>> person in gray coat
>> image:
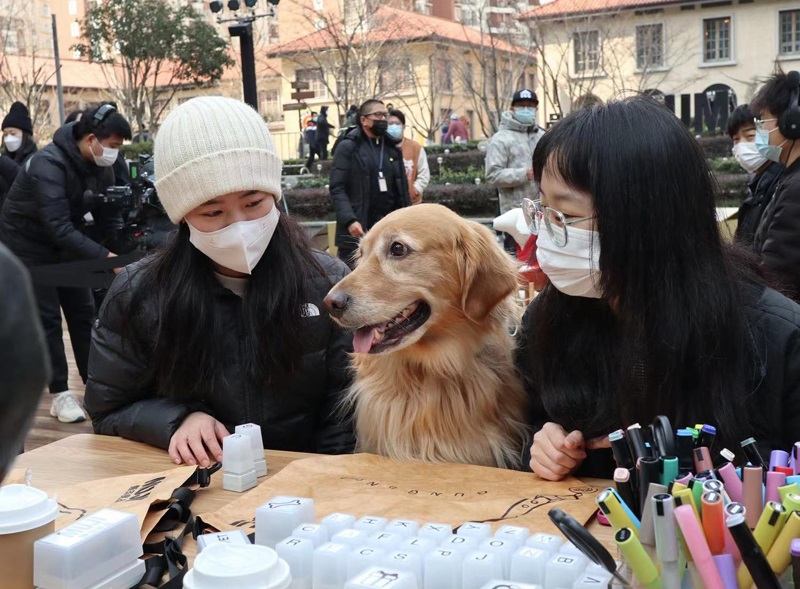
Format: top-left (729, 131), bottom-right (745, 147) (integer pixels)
top-left (485, 89), bottom-right (546, 215)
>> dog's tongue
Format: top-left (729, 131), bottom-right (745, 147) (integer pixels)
top-left (353, 327), bottom-right (377, 354)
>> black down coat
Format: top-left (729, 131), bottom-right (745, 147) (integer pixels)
top-left (0, 123), bottom-right (120, 265)
top-left (83, 252), bottom-right (356, 455)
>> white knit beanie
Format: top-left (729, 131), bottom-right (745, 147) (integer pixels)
top-left (154, 96), bottom-right (282, 223)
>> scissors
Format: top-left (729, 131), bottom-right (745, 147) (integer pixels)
top-left (549, 508), bottom-right (631, 587)
top-left (648, 415), bottom-right (675, 458)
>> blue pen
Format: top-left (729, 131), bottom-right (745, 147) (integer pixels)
top-left (607, 487), bottom-right (642, 530)
top-left (787, 475), bottom-right (800, 486)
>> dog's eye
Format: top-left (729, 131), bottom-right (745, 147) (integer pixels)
top-left (389, 242), bottom-right (408, 257)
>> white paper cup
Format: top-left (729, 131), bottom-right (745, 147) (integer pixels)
top-left (183, 544), bottom-right (291, 589)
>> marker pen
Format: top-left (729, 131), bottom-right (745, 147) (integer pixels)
top-left (774, 466), bottom-right (794, 477)
top-left (627, 423), bottom-right (648, 464)
top-left (712, 554), bottom-right (736, 589)
top-left (778, 482), bottom-right (800, 504)
top-left (638, 457), bottom-right (660, 515)
top-left (652, 494), bottom-right (681, 589)
top-left (689, 477), bottom-right (709, 511)
top-left (610, 429), bottom-right (634, 470)
top-left (719, 448), bottom-right (736, 464)
top-left (699, 424), bottom-right (717, 449)
top-left (687, 427), bottom-right (699, 443)
top-left (659, 456), bottom-right (679, 487)
top-left (784, 492), bottom-right (800, 512)
top-left (638, 482), bottom-right (666, 547)
top-left (787, 475), bottom-right (800, 486)
top-left (668, 481), bottom-right (688, 495)
top-left (740, 437), bottom-right (766, 470)
top-left (673, 504), bottom-right (725, 589)
top-left (791, 538), bottom-right (800, 589)
top-left (596, 488), bottom-right (640, 534)
top-left (793, 442), bottom-right (800, 475)
top-left (738, 502), bottom-right (790, 588)
top-left (672, 488), bottom-right (700, 521)
top-left (726, 512), bottom-right (781, 589)
top-left (768, 449), bottom-right (789, 472)
top-left (723, 502), bottom-right (745, 564)
top-left (742, 466), bottom-right (764, 529)
top-left (701, 492), bottom-right (725, 555)
top-left (717, 462), bottom-right (743, 504)
top-left (694, 446), bottom-right (714, 473)
top-left (676, 429), bottom-right (695, 475)
top-left (765, 471), bottom-right (786, 505)
top-left (614, 468), bottom-right (638, 519)
top-left (765, 509), bottom-right (800, 577)
top-left (703, 480), bottom-right (729, 504)
top-left (614, 527), bottom-right (661, 589)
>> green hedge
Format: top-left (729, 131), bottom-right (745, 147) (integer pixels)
top-left (120, 141), bottom-right (154, 159)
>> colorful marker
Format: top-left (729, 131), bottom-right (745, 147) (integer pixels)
top-left (673, 488), bottom-right (700, 521)
top-left (596, 488), bottom-right (640, 534)
top-left (712, 553), bottom-right (736, 589)
top-left (699, 425), bottom-right (717, 450)
top-left (765, 509), bottom-right (800, 577)
top-left (769, 450), bottom-right (790, 472)
top-left (652, 494), bottom-right (681, 589)
top-left (741, 437), bottom-right (766, 470)
top-left (742, 466), bottom-right (763, 529)
top-left (726, 512), bottom-right (781, 589)
top-left (614, 468), bottom-right (638, 518)
top-left (674, 504), bottom-right (724, 589)
top-left (614, 527), bottom-right (661, 589)
top-left (778, 482), bottom-right (800, 505)
top-left (676, 429), bottom-right (695, 475)
top-left (639, 482), bottom-right (667, 547)
top-left (717, 462), bottom-right (743, 504)
top-left (765, 471), bottom-right (786, 505)
top-left (791, 538), bottom-right (800, 589)
top-left (739, 502), bottom-right (789, 588)
top-left (694, 446), bottom-right (714, 473)
top-left (659, 456), bottom-right (679, 487)
top-left (701, 491), bottom-right (726, 555)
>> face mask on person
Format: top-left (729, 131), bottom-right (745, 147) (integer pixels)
top-left (387, 124), bottom-right (403, 140)
top-left (755, 128), bottom-right (785, 163)
top-left (513, 107), bottom-right (537, 125)
top-left (535, 226), bottom-right (602, 298)
top-left (370, 120), bottom-right (388, 137)
top-left (3, 135), bottom-right (21, 153)
top-left (91, 137), bottom-right (119, 167)
top-left (187, 205), bottom-right (280, 275)
top-left (732, 142), bottom-right (769, 174)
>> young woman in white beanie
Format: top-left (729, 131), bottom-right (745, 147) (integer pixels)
top-left (83, 96), bottom-right (355, 466)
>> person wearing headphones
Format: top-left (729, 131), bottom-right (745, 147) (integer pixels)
top-left (750, 71), bottom-right (800, 300)
top-left (0, 103), bottom-right (132, 423)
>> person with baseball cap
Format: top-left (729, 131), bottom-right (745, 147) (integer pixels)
top-left (84, 96), bottom-right (355, 466)
top-left (485, 89), bottom-right (545, 217)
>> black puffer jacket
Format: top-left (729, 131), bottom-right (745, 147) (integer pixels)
top-left (0, 123), bottom-right (120, 265)
top-left (84, 251), bottom-right (356, 455)
top-left (736, 161), bottom-right (782, 246)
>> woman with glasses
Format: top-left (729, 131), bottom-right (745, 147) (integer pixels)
top-left (516, 97), bottom-right (800, 481)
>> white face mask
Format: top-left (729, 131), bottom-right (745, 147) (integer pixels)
top-left (187, 205), bottom-right (280, 275)
top-left (732, 142), bottom-right (768, 174)
top-left (536, 225), bottom-right (602, 298)
top-left (91, 137), bottom-right (118, 167)
top-left (3, 135), bottom-right (21, 153)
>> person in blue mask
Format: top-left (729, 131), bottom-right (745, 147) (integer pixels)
top-left (387, 109), bottom-right (429, 204)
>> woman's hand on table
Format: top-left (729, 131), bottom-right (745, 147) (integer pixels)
top-left (168, 412), bottom-right (228, 467)
top-left (529, 422), bottom-right (589, 481)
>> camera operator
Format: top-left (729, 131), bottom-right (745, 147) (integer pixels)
top-left (0, 102), bottom-right (132, 424)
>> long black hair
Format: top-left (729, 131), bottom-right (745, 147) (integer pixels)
top-left (113, 213), bottom-right (328, 401)
top-left (527, 97), bottom-right (757, 446)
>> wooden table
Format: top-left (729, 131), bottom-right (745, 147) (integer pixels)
top-left (12, 434), bottom-right (616, 562)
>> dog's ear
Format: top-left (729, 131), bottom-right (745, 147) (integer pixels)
top-left (458, 223), bottom-right (518, 321)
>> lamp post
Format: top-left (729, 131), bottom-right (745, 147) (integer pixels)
top-left (209, 0), bottom-right (280, 112)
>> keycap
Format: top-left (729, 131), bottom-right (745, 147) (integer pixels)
top-left (585, 561), bottom-right (621, 577)
top-left (354, 516), bottom-right (388, 534)
top-left (344, 566), bottom-right (418, 589)
top-left (366, 531), bottom-right (404, 550)
top-left (312, 542), bottom-right (351, 589)
top-left (423, 547), bottom-right (464, 589)
top-left (509, 546), bottom-right (550, 584)
top-left (347, 546), bottom-right (385, 579)
top-left (255, 496), bottom-right (316, 548)
top-left (293, 523), bottom-right (329, 547)
top-left (275, 536), bottom-right (314, 589)
top-left (321, 513), bottom-right (357, 538)
top-left (418, 522), bottom-right (453, 542)
top-left (440, 534), bottom-right (479, 555)
top-left (462, 551), bottom-right (504, 589)
top-left (478, 582), bottom-right (542, 589)
top-left (399, 536), bottom-right (436, 556)
top-left (558, 542), bottom-right (586, 560)
top-left (385, 519), bottom-right (420, 538)
top-left (479, 538), bottom-right (516, 576)
top-left (526, 532), bottom-right (564, 554)
top-left (573, 571), bottom-right (613, 588)
top-left (493, 525), bottom-right (531, 549)
top-left (545, 553), bottom-right (585, 588)
top-left (380, 550), bottom-right (423, 585)
top-left (457, 522), bottom-right (493, 541)
top-left (331, 528), bottom-right (369, 548)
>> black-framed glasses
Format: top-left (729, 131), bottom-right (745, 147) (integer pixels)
top-left (522, 197), bottom-right (595, 247)
top-left (364, 112), bottom-right (389, 120)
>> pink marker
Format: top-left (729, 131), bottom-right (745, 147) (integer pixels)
top-left (674, 504), bottom-right (725, 589)
top-left (717, 462), bottom-right (743, 503)
top-left (766, 471), bottom-right (787, 505)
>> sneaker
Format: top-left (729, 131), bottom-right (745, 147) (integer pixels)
top-left (50, 391), bottom-right (87, 423)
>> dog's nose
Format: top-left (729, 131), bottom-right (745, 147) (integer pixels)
top-left (324, 291), bottom-right (350, 317)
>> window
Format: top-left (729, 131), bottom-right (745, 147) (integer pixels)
top-left (572, 30), bottom-right (600, 74)
top-left (70, 21), bottom-right (80, 38)
top-left (296, 68), bottom-right (328, 98)
top-left (780, 10), bottom-right (800, 56)
top-left (260, 89), bottom-right (282, 122)
top-left (636, 24), bottom-right (664, 69)
top-left (703, 17), bottom-right (731, 62)
top-left (379, 59), bottom-right (413, 94)
top-left (68, 1), bottom-right (78, 15)
top-left (268, 23), bottom-right (279, 44)
top-left (436, 58), bottom-right (453, 92)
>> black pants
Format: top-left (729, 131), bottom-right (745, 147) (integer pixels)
top-left (32, 284), bottom-right (94, 393)
top-left (306, 147), bottom-right (318, 170)
top-left (319, 143), bottom-right (329, 161)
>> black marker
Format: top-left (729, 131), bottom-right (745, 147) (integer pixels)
top-left (627, 423), bottom-right (648, 464)
top-left (698, 424), bottom-right (717, 449)
top-left (726, 512), bottom-right (781, 589)
top-left (792, 539), bottom-right (800, 589)
top-left (609, 429), bottom-right (634, 470)
top-left (638, 457), bottom-right (660, 517)
top-left (741, 437), bottom-right (766, 469)
top-left (676, 429), bottom-right (695, 475)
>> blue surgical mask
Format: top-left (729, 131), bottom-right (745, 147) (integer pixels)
top-left (387, 124), bottom-right (403, 140)
top-left (755, 128), bottom-right (784, 163)
top-left (513, 107), bottom-right (536, 125)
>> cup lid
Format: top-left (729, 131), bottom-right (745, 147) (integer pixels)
top-left (183, 544), bottom-right (291, 589)
top-left (0, 484), bottom-right (58, 534)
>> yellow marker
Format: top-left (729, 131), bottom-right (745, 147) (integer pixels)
top-left (596, 488), bottom-right (639, 535)
top-left (673, 488), bottom-right (701, 521)
top-left (738, 502), bottom-right (789, 589)
top-left (670, 481), bottom-right (689, 495)
top-left (778, 483), bottom-right (800, 505)
top-left (615, 527), bottom-right (662, 589)
top-left (783, 493), bottom-right (800, 513)
top-left (766, 510), bottom-right (800, 576)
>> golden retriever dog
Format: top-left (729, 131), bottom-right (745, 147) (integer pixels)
top-left (324, 204), bottom-right (528, 468)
